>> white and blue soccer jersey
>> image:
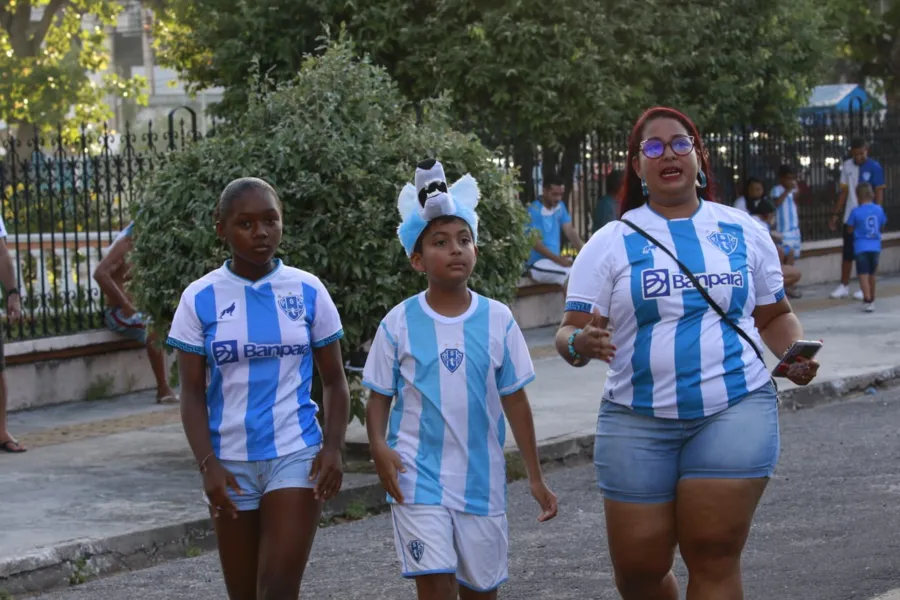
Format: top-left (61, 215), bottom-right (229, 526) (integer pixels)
top-left (770, 184), bottom-right (801, 237)
top-left (167, 260), bottom-right (344, 462)
top-left (566, 201), bottom-right (784, 420)
top-left (362, 292), bottom-right (535, 517)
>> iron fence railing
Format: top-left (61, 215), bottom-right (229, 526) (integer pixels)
top-left (0, 108), bottom-right (213, 341)
top-left (2, 109), bottom-right (897, 340)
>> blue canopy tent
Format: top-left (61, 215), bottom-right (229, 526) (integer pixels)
top-left (800, 84), bottom-right (882, 118)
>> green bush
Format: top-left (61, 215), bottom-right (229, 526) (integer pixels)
top-left (129, 40), bottom-right (530, 424)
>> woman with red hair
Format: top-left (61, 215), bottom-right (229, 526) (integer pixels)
top-left (554, 107), bottom-right (820, 599)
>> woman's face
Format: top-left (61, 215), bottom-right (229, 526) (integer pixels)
top-left (632, 117), bottom-right (702, 205)
top-left (216, 188), bottom-right (283, 268)
top-left (748, 181), bottom-right (764, 200)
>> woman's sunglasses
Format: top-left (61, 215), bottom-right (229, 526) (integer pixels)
top-left (639, 135), bottom-right (695, 159)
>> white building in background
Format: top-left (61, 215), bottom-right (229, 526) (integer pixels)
top-left (106, 1), bottom-right (223, 135)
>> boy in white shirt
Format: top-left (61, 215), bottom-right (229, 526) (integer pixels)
top-left (364, 159), bottom-right (557, 599)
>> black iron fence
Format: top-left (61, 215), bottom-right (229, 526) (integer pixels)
top-left (2, 109), bottom-right (897, 341)
top-left (0, 110), bottom-right (214, 341)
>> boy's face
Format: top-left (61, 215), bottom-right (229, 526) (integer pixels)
top-left (780, 174), bottom-right (797, 188)
top-left (411, 218), bottom-right (477, 286)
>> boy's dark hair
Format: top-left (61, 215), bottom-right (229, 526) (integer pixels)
top-left (850, 137), bottom-right (867, 150)
top-left (606, 170), bottom-right (624, 195)
top-left (543, 174), bottom-right (565, 188)
top-left (751, 197), bottom-right (776, 216)
top-left (856, 182), bottom-right (874, 198)
top-left (411, 215), bottom-right (474, 255)
top-left (216, 177), bottom-right (282, 221)
top-left (777, 165), bottom-right (796, 178)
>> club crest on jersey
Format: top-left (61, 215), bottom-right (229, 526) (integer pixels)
top-left (278, 293), bottom-right (305, 322)
top-left (440, 348), bottom-right (465, 373)
top-left (408, 540), bottom-right (426, 563)
top-left (862, 171), bottom-right (872, 182)
top-left (706, 231), bottom-right (739, 256)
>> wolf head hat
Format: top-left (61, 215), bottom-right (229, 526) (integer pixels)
top-left (397, 158), bottom-right (480, 256)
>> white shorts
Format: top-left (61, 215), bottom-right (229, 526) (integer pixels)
top-left (529, 258), bottom-right (570, 285)
top-left (391, 504), bottom-right (509, 592)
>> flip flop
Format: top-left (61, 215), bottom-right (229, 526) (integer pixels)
top-left (157, 395), bottom-right (179, 405)
top-left (0, 439), bottom-right (27, 453)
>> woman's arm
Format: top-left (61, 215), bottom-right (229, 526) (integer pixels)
top-left (178, 350), bottom-right (241, 519)
top-left (555, 310), bottom-right (614, 367)
top-left (310, 340), bottom-right (351, 500)
top-left (753, 298), bottom-right (803, 359)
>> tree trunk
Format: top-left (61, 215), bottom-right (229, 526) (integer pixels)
top-left (513, 140), bottom-right (536, 205)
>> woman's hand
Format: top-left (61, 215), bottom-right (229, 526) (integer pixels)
top-left (785, 356), bottom-right (819, 386)
top-left (203, 459), bottom-right (242, 520)
top-left (572, 309), bottom-right (616, 363)
top-left (311, 446), bottom-right (344, 501)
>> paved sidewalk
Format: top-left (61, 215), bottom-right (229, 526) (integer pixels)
top-left (2, 276), bottom-right (900, 596)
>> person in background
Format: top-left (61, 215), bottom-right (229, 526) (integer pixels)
top-left (830, 137), bottom-right (886, 300)
top-left (94, 222), bottom-right (179, 404)
top-left (592, 170), bottom-right (623, 235)
top-left (846, 182), bottom-right (888, 312)
top-left (525, 175), bottom-right (586, 287)
top-left (750, 197), bottom-right (802, 290)
top-left (0, 212), bottom-right (24, 453)
top-left (733, 176), bottom-right (766, 214)
top-left (769, 165), bottom-right (803, 298)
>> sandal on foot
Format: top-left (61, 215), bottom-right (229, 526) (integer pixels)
top-left (0, 439), bottom-right (27, 453)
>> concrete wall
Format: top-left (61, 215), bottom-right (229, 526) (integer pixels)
top-left (6, 331), bottom-right (173, 412)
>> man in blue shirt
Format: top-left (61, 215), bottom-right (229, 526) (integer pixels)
top-left (526, 175), bottom-right (585, 287)
top-left (846, 182), bottom-right (888, 312)
top-left (830, 137), bottom-right (886, 300)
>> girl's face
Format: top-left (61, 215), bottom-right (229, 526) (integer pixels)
top-left (632, 117), bottom-right (703, 206)
top-left (216, 188), bottom-right (283, 268)
top-left (747, 181), bottom-right (764, 200)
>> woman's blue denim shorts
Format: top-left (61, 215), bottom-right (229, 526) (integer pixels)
top-left (594, 382), bottom-right (780, 504)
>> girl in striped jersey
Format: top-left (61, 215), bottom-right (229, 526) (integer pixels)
top-left (555, 108), bottom-right (820, 599)
top-left (168, 178), bottom-right (351, 599)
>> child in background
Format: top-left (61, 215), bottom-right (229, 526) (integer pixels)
top-left (364, 159), bottom-right (557, 600)
top-left (769, 165), bottom-right (803, 298)
top-left (750, 198), bottom-right (802, 291)
top-left (846, 182), bottom-right (887, 312)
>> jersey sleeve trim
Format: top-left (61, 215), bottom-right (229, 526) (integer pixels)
top-left (167, 336), bottom-right (205, 356)
top-left (565, 300), bottom-right (594, 314)
top-left (361, 379), bottom-right (395, 397)
top-left (499, 372), bottom-right (536, 396)
top-left (312, 329), bottom-right (344, 349)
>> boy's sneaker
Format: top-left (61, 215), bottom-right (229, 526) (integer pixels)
top-left (864, 302), bottom-right (875, 313)
top-left (830, 284), bottom-right (850, 299)
top-left (853, 289), bottom-right (865, 301)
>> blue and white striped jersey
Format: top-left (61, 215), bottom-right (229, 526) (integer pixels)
top-left (770, 184), bottom-right (801, 235)
top-left (362, 292), bottom-right (535, 517)
top-left (566, 201), bottom-right (784, 420)
top-left (167, 260), bottom-right (344, 461)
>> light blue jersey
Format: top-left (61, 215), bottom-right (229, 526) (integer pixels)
top-left (167, 260), bottom-right (344, 461)
top-left (566, 202), bottom-right (784, 420)
top-left (362, 292), bottom-right (535, 517)
top-left (770, 184), bottom-right (801, 235)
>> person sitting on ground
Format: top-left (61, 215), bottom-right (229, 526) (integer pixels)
top-left (93, 222), bottom-right (178, 404)
top-left (525, 174), bottom-right (585, 288)
top-left (733, 176), bottom-right (766, 214)
top-left (751, 197), bottom-right (802, 291)
top-left (846, 182), bottom-right (888, 312)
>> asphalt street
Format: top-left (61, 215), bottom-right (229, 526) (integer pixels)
top-left (31, 388), bottom-right (900, 600)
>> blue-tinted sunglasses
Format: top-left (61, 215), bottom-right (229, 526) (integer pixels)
top-left (639, 135), bottom-right (695, 159)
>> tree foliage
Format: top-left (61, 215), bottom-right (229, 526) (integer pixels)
top-left (830, 0), bottom-right (900, 109)
top-left (0, 0), bottom-right (147, 139)
top-left (128, 40), bottom-right (529, 423)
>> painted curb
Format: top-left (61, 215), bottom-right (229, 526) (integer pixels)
top-left (3, 367), bottom-right (898, 598)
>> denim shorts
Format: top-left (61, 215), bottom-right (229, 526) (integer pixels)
top-left (856, 251), bottom-right (880, 275)
top-left (594, 382), bottom-right (780, 504)
top-left (205, 444), bottom-right (321, 511)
